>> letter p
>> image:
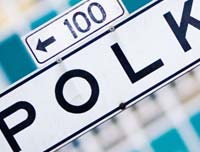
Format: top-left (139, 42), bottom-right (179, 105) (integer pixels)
top-left (0, 101), bottom-right (36, 152)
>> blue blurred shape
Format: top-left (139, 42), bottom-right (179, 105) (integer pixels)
top-left (151, 128), bottom-right (189, 152)
top-left (72, 139), bottom-right (80, 148)
top-left (0, 34), bottom-right (37, 84)
top-left (190, 112), bottom-right (200, 138)
top-left (121, 0), bottom-right (152, 13)
top-left (69, 0), bottom-right (82, 6)
top-left (31, 10), bottom-right (58, 29)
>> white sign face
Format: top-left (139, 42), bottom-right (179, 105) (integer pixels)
top-left (24, 0), bottom-right (125, 64)
top-left (1, 0), bottom-right (200, 151)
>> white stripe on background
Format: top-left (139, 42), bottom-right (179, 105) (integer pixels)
top-left (0, 65), bottom-right (9, 93)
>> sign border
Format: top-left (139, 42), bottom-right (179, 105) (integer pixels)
top-left (25, 0), bottom-right (125, 64)
top-left (3, 0), bottom-right (200, 151)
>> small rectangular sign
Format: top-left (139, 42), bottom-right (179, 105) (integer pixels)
top-left (1, 0), bottom-right (200, 151)
top-left (24, 0), bottom-right (125, 64)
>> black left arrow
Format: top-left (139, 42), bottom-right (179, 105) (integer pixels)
top-left (36, 36), bottom-right (56, 52)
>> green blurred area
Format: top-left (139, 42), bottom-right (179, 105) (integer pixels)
top-left (122, 0), bottom-right (152, 13)
top-left (0, 35), bottom-right (37, 83)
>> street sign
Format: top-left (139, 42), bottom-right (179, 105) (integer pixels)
top-left (24, 0), bottom-right (125, 64)
top-left (1, 0), bottom-right (200, 151)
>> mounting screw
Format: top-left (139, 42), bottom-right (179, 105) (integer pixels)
top-left (56, 58), bottom-right (63, 64)
top-left (119, 102), bottom-right (126, 110)
top-left (109, 26), bottom-right (115, 32)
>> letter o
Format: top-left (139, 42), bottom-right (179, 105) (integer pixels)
top-left (55, 69), bottom-right (99, 114)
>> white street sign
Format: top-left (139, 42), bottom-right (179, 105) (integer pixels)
top-left (24, 0), bottom-right (125, 64)
top-left (1, 0), bottom-right (200, 151)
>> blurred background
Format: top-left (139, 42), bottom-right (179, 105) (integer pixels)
top-left (0, 0), bottom-right (200, 152)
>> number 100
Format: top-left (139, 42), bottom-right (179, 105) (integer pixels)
top-left (64, 2), bottom-right (107, 39)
